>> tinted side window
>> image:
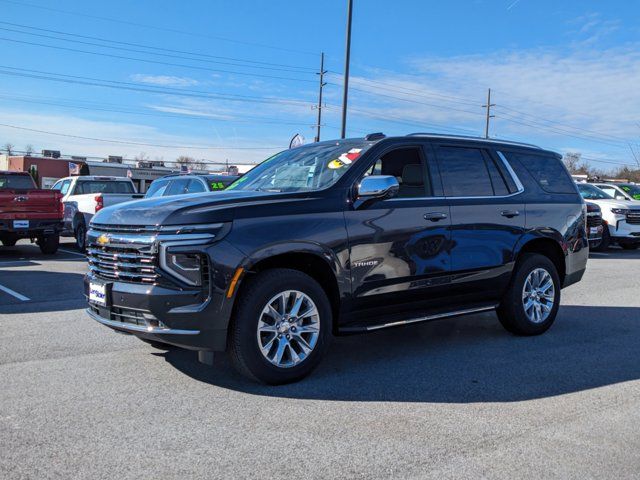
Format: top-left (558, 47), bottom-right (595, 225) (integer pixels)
top-left (165, 178), bottom-right (190, 196)
top-left (365, 147), bottom-right (430, 198)
top-left (484, 157), bottom-right (510, 196)
top-left (506, 152), bottom-right (575, 194)
top-left (186, 179), bottom-right (206, 194)
top-left (437, 147), bottom-right (493, 197)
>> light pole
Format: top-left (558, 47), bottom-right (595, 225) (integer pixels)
top-left (340, 0), bottom-right (353, 139)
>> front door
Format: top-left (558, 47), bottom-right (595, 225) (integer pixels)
top-left (433, 143), bottom-right (526, 302)
top-left (344, 144), bottom-right (452, 318)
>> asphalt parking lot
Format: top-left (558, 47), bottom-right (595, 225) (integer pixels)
top-left (1, 240), bottom-right (640, 479)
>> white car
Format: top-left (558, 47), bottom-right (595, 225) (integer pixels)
top-left (592, 182), bottom-right (640, 202)
top-left (51, 176), bottom-right (143, 251)
top-left (577, 183), bottom-right (640, 250)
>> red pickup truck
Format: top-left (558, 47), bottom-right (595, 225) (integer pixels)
top-left (0, 171), bottom-right (64, 253)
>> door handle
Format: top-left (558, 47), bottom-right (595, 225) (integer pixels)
top-left (424, 212), bottom-right (448, 222)
top-left (501, 210), bottom-right (520, 218)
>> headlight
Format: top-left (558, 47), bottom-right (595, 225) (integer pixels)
top-left (611, 208), bottom-right (629, 215)
top-left (162, 252), bottom-right (204, 286)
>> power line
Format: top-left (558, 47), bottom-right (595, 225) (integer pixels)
top-left (0, 92), bottom-right (319, 128)
top-left (0, 65), bottom-right (312, 107)
top-left (0, 122), bottom-right (283, 151)
top-left (0, 37), bottom-right (317, 84)
top-left (0, 22), bottom-right (317, 74)
top-left (0, 0), bottom-right (319, 56)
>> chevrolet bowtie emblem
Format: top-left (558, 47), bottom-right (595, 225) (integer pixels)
top-left (96, 234), bottom-right (109, 246)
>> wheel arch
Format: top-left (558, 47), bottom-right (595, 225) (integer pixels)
top-left (234, 243), bottom-right (347, 332)
top-left (514, 232), bottom-right (566, 284)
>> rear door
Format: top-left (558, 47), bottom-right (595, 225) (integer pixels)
top-left (433, 143), bottom-right (525, 301)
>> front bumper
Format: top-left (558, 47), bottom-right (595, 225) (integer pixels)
top-left (84, 274), bottom-right (231, 351)
top-left (608, 218), bottom-right (640, 243)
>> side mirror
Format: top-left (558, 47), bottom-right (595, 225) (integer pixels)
top-left (356, 175), bottom-right (399, 203)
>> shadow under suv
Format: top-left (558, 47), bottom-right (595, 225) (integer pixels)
top-left (84, 133), bottom-right (588, 384)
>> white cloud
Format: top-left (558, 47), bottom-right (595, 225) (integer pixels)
top-left (0, 111), bottom-right (283, 165)
top-left (130, 74), bottom-right (200, 87)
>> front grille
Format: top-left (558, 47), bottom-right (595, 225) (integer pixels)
top-left (587, 215), bottom-right (603, 228)
top-left (626, 212), bottom-right (640, 225)
top-left (91, 223), bottom-right (160, 234)
top-left (90, 305), bottom-right (165, 328)
top-left (87, 241), bottom-right (159, 284)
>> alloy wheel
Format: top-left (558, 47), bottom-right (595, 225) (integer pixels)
top-left (521, 268), bottom-right (555, 324)
top-left (256, 290), bottom-right (320, 368)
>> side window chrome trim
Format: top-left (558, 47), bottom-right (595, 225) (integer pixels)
top-left (496, 150), bottom-right (525, 194)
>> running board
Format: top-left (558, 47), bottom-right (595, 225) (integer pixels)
top-left (338, 305), bottom-right (498, 333)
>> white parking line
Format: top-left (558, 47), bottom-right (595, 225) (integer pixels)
top-left (59, 248), bottom-right (86, 258)
top-left (0, 283), bottom-right (30, 301)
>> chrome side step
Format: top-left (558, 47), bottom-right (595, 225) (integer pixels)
top-left (339, 305), bottom-right (497, 333)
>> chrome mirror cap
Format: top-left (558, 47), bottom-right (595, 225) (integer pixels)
top-left (357, 175), bottom-right (399, 200)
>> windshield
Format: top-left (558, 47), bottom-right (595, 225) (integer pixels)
top-left (577, 183), bottom-right (614, 200)
top-left (226, 141), bottom-right (372, 193)
top-left (145, 179), bottom-right (170, 197)
top-left (619, 184), bottom-right (640, 200)
top-left (0, 174), bottom-right (35, 189)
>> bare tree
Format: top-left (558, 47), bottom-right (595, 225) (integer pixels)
top-left (175, 155), bottom-right (205, 171)
top-left (24, 144), bottom-right (34, 156)
top-left (3, 143), bottom-right (14, 155)
top-left (134, 152), bottom-right (150, 161)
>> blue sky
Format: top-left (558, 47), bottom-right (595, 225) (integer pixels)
top-left (0, 0), bottom-right (638, 170)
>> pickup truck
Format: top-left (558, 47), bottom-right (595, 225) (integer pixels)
top-left (52, 176), bottom-right (144, 251)
top-left (0, 171), bottom-right (63, 253)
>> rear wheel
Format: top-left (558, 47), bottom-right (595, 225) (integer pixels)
top-left (75, 220), bottom-right (87, 252)
top-left (228, 268), bottom-right (332, 385)
top-left (38, 234), bottom-right (59, 254)
top-left (1, 236), bottom-right (17, 246)
top-left (497, 253), bottom-right (561, 336)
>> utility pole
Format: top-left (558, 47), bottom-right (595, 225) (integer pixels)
top-left (483, 88), bottom-right (495, 139)
top-left (314, 52), bottom-right (327, 142)
top-left (340, 0), bottom-right (353, 139)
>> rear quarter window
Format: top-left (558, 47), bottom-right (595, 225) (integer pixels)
top-left (504, 152), bottom-right (576, 194)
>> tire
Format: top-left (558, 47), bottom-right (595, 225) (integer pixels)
top-left (39, 234), bottom-right (60, 254)
top-left (228, 268), bottom-right (332, 385)
top-left (75, 220), bottom-right (87, 252)
top-left (621, 244), bottom-right (639, 250)
top-left (591, 227), bottom-right (610, 252)
top-left (1, 237), bottom-right (17, 246)
top-left (496, 253), bottom-right (561, 336)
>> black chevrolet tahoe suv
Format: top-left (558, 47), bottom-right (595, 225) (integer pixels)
top-left (85, 133), bottom-right (588, 384)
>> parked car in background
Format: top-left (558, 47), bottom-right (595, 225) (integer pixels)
top-left (85, 133), bottom-right (588, 384)
top-left (577, 182), bottom-right (640, 250)
top-left (52, 176), bottom-right (144, 251)
top-left (0, 171), bottom-right (63, 253)
top-left (592, 182), bottom-right (640, 202)
top-left (144, 173), bottom-right (239, 198)
top-left (585, 201), bottom-right (605, 251)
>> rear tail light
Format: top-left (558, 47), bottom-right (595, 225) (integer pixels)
top-left (95, 194), bottom-right (104, 212)
top-left (57, 192), bottom-right (64, 217)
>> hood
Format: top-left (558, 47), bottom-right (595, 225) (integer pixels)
top-left (91, 190), bottom-right (303, 227)
top-left (586, 198), bottom-right (640, 210)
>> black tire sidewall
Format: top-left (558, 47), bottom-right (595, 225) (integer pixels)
top-left (501, 254), bottom-right (561, 335)
top-left (231, 269), bottom-right (332, 384)
top-left (76, 222), bottom-right (87, 251)
top-left (39, 235), bottom-right (59, 254)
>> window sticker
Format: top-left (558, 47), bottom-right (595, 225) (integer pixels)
top-left (327, 148), bottom-right (362, 169)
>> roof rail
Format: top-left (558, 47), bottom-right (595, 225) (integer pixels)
top-left (406, 133), bottom-right (541, 149)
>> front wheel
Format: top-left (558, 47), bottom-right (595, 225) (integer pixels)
top-left (591, 227), bottom-right (610, 252)
top-left (497, 253), bottom-right (561, 336)
top-left (228, 269), bottom-right (332, 385)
